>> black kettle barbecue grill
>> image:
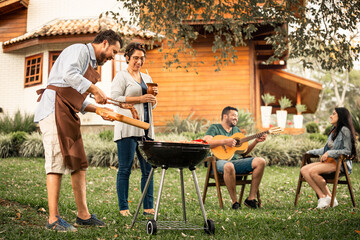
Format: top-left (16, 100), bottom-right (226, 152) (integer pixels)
top-left (130, 140), bottom-right (215, 235)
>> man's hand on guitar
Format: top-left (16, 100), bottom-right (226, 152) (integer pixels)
top-left (225, 138), bottom-right (237, 147)
top-left (255, 134), bottom-right (267, 143)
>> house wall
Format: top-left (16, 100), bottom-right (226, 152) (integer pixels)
top-left (0, 8), bottom-right (27, 42)
top-left (0, 42), bottom-right (115, 126)
top-left (1, 0), bottom-right (255, 131)
top-left (146, 36), bottom-right (252, 128)
top-left (26, 0), bottom-right (125, 31)
top-left (0, 0), bottom-right (127, 127)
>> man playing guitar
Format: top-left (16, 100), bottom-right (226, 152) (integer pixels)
top-left (203, 106), bottom-right (267, 209)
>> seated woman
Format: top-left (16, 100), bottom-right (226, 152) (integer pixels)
top-left (301, 107), bottom-right (357, 209)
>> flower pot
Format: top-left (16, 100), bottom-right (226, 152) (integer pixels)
top-left (276, 110), bottom-right (287, 128)
top-left (293, 115), bottom-right (304, 129)
top-left (261, 106), bottom-right (272, 128)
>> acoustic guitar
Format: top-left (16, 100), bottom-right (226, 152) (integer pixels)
top-left (211, 127), bottom-right (283, 160)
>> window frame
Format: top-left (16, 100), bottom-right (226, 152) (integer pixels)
top-left (112, 52), bottom-right (127, 80)
top-left (48, 51), bottom-right (61, 74)
top-left (24, 53), bottom-right (43, 88)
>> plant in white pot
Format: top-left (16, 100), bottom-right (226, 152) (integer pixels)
top-left (261, 93), bottom-right (275, 128)
top-left (277, 96), bottom-right (292, 128)
top-left (293, 104), bottom-right (307, 128)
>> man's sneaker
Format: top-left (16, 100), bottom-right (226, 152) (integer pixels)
top-left (316, 197), bottom-right (330, 209)
top-left (244, 198), bottom-right (258, 209)
top-left (46, 216), bottom-right (77, 232)
top-left (232, 202), bottom-right (241, 210)
top-left (76, 214), bottom-right (105, 227)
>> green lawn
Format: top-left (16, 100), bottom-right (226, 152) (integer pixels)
top-left (0, 158), bottom-right (359, 239)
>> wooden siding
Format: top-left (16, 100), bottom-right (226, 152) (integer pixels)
top-left (0, 8), bottom-right (27, 42)
top-left (145, 36), bottom-right (251, 127)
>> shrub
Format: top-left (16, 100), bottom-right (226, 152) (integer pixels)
top-left (19, 132), bottom-right (44, 158)
top-left (98, 130), bottom-right (114, 142)
top-left (309, 133), bottom-right (327, 143)
top-left (236, 108), bottom-right (255, 134)
top-left (305, 121), bottom-right (320, 133)
top-left (252, 134), bottom-right (323, 166)
top-left (89, 142), bottom-right (118, 167)
top-left (351, 109), bottom-right (360, 140)
top-left (10, 131), bottom-right (28, 156)
top-left (0, 134), bottom-right (12, 158)
top-left (165, 112), bottom-right (210, 134)
top-left (323, 125), bottom-right (333, 136)
top-left (181, 131), bottom-right (205, 140)
top-left (83, 134), bottom-right (118, 167)
top-left (0, 110), bottom-right (37, 134)
top-left (156, 132), bottom-right (193, 142)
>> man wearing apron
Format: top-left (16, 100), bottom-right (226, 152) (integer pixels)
top-left (35, 30), bottom-right (122, 232)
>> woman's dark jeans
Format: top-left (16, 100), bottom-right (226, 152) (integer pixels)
top-left (116, 137), bottom-right (153, 211)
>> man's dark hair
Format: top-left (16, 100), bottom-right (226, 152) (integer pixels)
top-left (124, 42), bottom-right (146, 63)
top-left (221, 106), bottom-right (238, 120)
top-left (93, 30), bottom-right (123, 47)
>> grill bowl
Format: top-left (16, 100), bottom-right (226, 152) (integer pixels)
top-left (139, 141), bottom-right (210, 168)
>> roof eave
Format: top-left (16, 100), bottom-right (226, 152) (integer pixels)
top-left (2, 33), bottom-right (161, 53)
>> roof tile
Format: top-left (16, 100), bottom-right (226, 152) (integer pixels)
top-left (3, 17), bottom-right (159, 46)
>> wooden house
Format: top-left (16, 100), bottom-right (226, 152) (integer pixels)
top-left (0, 0), bottom-right (322, 134)
top-left (146, 26), bottom-right (322, 132)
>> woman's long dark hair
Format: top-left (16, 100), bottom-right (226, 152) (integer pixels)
top-left (329, 107), bottom-right (357, 158)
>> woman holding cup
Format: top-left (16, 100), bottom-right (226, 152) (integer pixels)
top-left (111, 42), bottom-right (158, 217)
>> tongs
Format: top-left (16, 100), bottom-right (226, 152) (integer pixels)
top-left (90, 94), bottom-right (140, 120)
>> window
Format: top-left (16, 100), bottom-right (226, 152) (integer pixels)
top-left (24, 53), bottom-right (43, 87)
top-left (48, 51), bottom-right (101, 81)
top-left (48, 51), bottom-right (61, 74)
top-left (112, 53), bottom-right (127, 80)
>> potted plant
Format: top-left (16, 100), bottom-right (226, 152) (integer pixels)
top-left (293, 104), bottom-right (307, 128)
top-left (276, 96), bottom-right (292, 128)
top-left (261, 93), bottom-right (275, 128)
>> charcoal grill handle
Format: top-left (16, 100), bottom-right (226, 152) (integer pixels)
top-left (182, 147), bottom-right (201, 153)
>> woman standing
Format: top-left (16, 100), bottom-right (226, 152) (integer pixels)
top-left (111, 42), bottom-right (158, 216)
top-left (301, 107), bottom-right (357, 209)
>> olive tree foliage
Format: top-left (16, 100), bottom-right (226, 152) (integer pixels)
top-left (106, 0), bottom-right (360, 72)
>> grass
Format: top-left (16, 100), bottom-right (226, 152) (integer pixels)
top-left (0, 158), bottom-right (359, 239)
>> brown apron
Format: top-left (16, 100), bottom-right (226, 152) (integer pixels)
top-left (37, 63), bottom-right (100, 171)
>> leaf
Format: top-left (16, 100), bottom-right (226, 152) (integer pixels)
top-left (37, 207), bottom-right (46, 213)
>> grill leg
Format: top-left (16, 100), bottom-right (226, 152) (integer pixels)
top-left (131, 166), bottom-right (155, 228)
top-left (154, 166), bottom-right (167, 221)
top-left (179, 168), bottom-right (187, 223)
top-left (191, 168), bottom-right (208, 226)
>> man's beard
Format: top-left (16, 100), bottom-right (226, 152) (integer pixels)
top-left (228, 119), bottom-right (236, 128)
top-left (97, 52), bottom-right (107, 66)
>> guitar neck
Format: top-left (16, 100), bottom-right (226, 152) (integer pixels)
top-left (240, 131), bottom-right (269, 143)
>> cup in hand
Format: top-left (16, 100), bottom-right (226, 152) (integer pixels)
top-left (146, 83), bottom-right (158, 96)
